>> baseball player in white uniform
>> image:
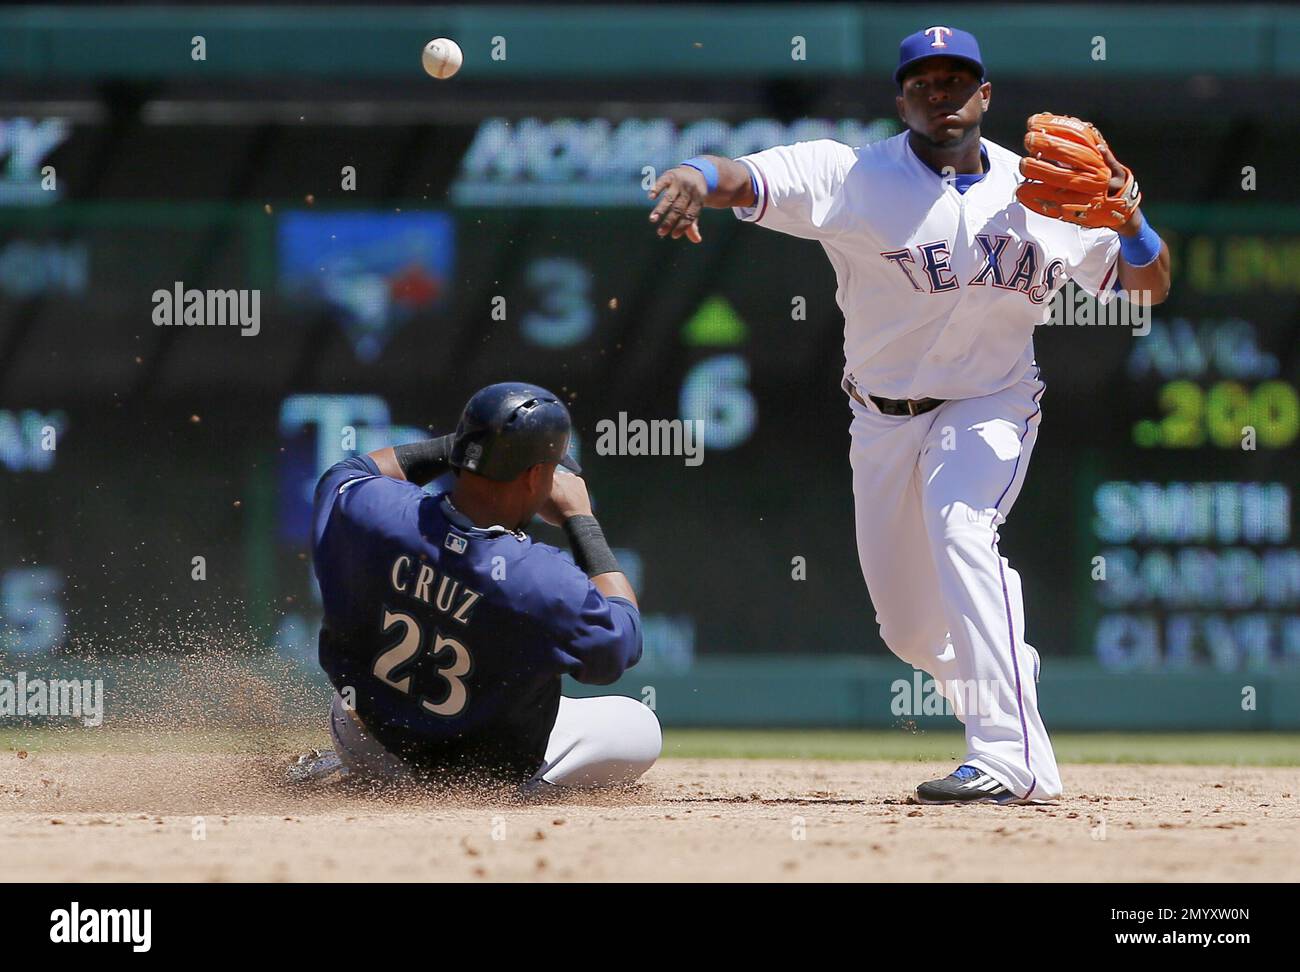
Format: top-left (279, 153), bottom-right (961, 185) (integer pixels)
top-left (647, 26), bottom-right (1170, 803)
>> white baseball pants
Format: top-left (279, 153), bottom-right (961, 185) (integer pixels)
top-left (328, 693), bottom-right (662, 788)
top-left (849, 363), bottom-right (1062, 800)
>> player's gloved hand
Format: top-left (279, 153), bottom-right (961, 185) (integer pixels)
top-left (648, 166), bottom-right (705, 243)
top-left (1015, 113), bottom-right (1141, 230)
top-left (537, 467), bottom-right (594, 527)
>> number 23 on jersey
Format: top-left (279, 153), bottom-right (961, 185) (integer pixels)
top-left (371, 609), bottom-right (473, 717)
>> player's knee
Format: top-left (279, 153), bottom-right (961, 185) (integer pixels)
top-left (880, 624), bottom-right (940, 669)
top-left (565, 697), bottom-right (661, 787)
top-left (585, 696), bottom-right (661, 780)
top-left (612, 696), bottom-right (662, 768)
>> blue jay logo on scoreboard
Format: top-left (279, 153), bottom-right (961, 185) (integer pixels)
top-left (278, 211), bottom-right (454, 363)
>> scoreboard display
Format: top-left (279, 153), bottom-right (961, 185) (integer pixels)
top-left (1, 117), bottom-right (1297, 673)
top-left (1067, 212), bottom-right (1300, 671)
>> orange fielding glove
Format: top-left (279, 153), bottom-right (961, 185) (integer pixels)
top-left (1015, 113), bottom-right (1141, 230)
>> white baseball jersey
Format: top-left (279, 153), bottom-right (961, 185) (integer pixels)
top-left (733, 133), bottom-right (1121, 401)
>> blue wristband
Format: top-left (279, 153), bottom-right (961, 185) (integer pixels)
top-left (681, 157), bottom-right (719, 193)
top-left (1118, 213), bottom-right (1163, 268)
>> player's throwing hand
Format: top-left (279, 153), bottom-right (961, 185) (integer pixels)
top-left (646, 155), bottom-right (758, 243)
top-left (648, 167), bottom-right (706, 242)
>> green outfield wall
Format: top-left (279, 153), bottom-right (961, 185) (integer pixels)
top-left (2, 656), bottom-right (1296, 732)
top-left (2, 5), bottom-right (1299, 79)
top-left (573, 658), bottom-right (1300, 731)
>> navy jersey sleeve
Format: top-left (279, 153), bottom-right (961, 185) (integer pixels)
top-left (312, 454), bottom-right (384, 549)
top-left (311, 454), bottom-right (427, 583)
top-left (526, 549), bottom-right (642, 685)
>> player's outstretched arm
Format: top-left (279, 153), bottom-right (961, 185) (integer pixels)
top-left (648, 156), bottom-right (756, 243)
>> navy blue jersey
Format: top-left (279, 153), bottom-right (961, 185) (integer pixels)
top-left (311, 456), bottom-right (642, 781)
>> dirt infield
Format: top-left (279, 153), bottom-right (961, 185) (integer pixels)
top-left (3, 747), bottom-right (1296, 881)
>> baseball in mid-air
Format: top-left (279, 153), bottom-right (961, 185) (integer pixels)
top-left (422, 38), bottom-right (463, 79)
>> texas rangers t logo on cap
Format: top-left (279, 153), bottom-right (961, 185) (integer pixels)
top-left (924, 26), bottom-right (953, 48)
top-left (895, 26), bottom-right (985, 84)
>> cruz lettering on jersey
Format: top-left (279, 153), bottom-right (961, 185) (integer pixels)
top-left (389, 555), bottom-right (483, 625)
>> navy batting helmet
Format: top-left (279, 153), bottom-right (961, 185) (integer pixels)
top-left (449, 382), bottom-right (581, 481)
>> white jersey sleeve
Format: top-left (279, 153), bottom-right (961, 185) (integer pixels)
top-left (1067, 225), bottom-right (1122, 304)
top-left (732, 139), bottom-right (858, 241)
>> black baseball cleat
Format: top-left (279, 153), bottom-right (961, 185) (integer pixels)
top-left (915, 764), bottom-right (1021, 805)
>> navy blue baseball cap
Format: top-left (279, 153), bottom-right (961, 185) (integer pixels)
top-left (895, 26), bottom-right (985, 84)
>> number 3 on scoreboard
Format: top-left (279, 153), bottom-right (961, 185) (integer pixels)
top-left (372, 609), bottom-right (472, 717)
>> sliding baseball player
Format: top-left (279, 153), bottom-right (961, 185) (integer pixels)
top-left (292, 382), bottom-right (661, 792)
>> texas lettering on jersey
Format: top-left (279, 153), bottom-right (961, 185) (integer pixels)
top-left (881, 235), bottom-right (1065, 303)
top-left (733, 132), bottom-right (1121, 401)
